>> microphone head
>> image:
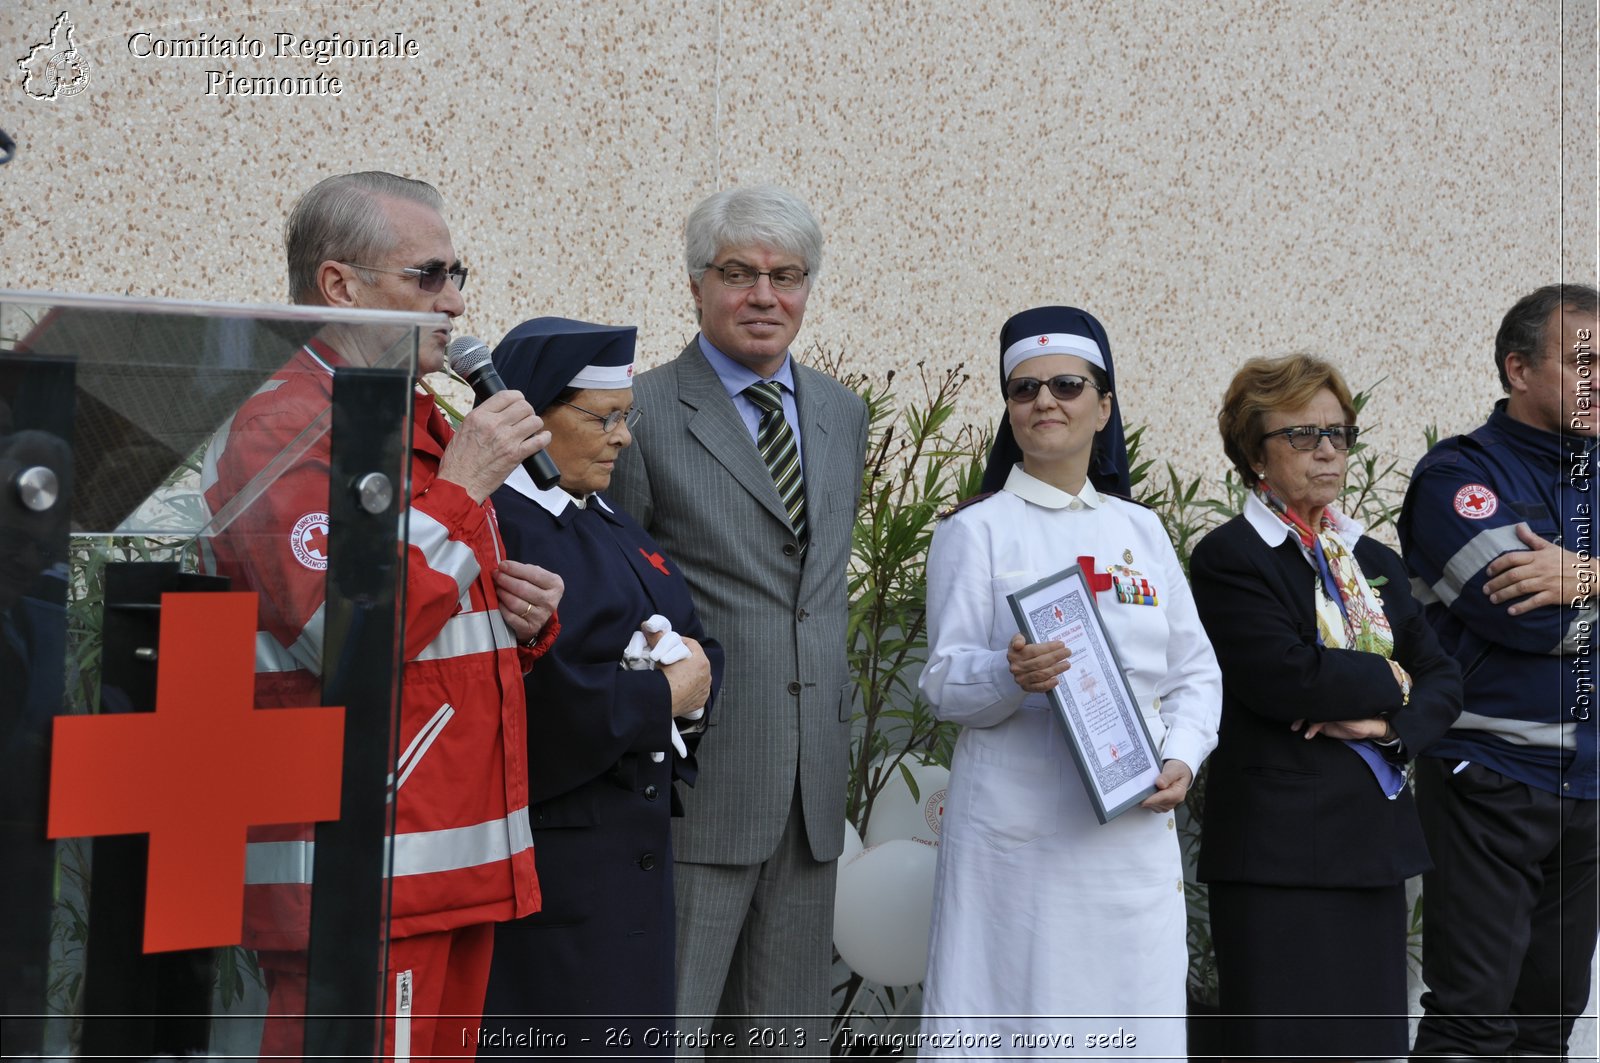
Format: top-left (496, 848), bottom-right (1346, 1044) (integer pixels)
top-left (447, 335), bottom-right (492, 377)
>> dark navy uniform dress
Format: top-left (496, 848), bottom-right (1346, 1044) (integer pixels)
top-left (480, 481), bottom-right (723, 1055)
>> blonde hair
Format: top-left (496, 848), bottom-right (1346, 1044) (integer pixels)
top-left (1218, 353), bottom-right (1357, 487)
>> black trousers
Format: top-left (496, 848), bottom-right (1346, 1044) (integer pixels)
top-left (1411, 756), bottom-right (1599, 1060)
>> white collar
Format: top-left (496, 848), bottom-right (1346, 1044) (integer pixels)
top-left (501, 465), bottom-right (613, 517)
top-left (1002, 465), bottom-right (1104, 510)
top-left (1243, 491), bottom-right (1364, 546)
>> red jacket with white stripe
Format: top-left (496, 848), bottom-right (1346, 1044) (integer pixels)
top-left (200, 341), bottom-right (549, 948)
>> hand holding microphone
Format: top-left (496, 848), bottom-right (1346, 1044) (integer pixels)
top-left (438, 335), bottom-right (562, 500)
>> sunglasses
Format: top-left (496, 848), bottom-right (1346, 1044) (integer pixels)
top-left (1004, 374), bottom-right (1106, 404)
top-left (1260, 425), bottom-right (1361, 451)
top-left (341, 261), bottom-right (469, 293)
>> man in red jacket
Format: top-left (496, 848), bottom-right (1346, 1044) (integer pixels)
top-left (203, 171), bottom-right (562, 1058)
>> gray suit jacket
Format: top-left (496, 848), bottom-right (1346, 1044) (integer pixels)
top-left (608, 339), bottom-right (869, 865)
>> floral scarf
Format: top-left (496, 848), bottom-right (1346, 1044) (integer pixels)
top-left (1254, 482), bottom-right (1394, 660)
top-left (1254, 482), bottom-right (1404, 799)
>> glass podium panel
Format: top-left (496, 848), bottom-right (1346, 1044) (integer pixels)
top-left (0, 290), bottom-right (433, 1060)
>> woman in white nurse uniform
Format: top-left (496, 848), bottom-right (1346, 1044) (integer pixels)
top-left (918, 305), bottom-right (1221, 1060)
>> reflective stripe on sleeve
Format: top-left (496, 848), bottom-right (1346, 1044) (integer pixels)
top-left (1431, 524), bottom-right (1527, 607)
top-left (243, 806), bottom-right (533, 884)
top-left (199, 417), bottom-right (234, 496)
top-left (408, 609), bottom-right (514, 663)
top-left (1558, 606), bottom-right (1598, 655)
top-left (245, 839), bottom-right (316, 885)
top-left (408, 508), bottom-right (479, 598)
top-left (252, 604), bottom-right (325, 676)
top-left (1454, 710), bottom-right (1578, 750)
top-left (199, 377), bottom-right (292, 495)
top-left (296, 605), bottom-right (325, 674)
top-left (388, 806), bottom-right (533, 878)
top-left (255, 632), bottom-right (299, 672)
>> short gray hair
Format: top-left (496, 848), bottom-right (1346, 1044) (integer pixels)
top-left (284, 171), bottom-right (445, 304)
top-left (684, 186), bottom-right (823, 284)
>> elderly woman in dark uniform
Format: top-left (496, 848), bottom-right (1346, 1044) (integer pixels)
top-left (479, 318), bottom-right (722, 1054)
top-left (1187, 353), bottom-right (1461, 1060)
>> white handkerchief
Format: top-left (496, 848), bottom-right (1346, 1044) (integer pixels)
top-left (621, 630), bottom-right (654, 670)
top-left (641, 614), bottom-right (689, 665)
top-left (619, 615), bottom-right (700, 758)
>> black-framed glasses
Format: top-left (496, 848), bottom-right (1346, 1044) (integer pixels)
top-left (703, 263), bottom-right (809, 290)
top-left (1261, 425), bottom-right (1360, 451)
top-left (1003, 374), bottom-right (1107, 404)
top-left (556, 400), bottom-right (642, 433)
top-left (342, 261), bottom-right (469, 293)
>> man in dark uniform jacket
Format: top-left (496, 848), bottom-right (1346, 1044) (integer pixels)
top-left (1400, 283), bottom-right (1599, 1061)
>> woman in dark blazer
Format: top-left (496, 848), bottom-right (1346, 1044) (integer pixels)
top-left (479, 318), bottom-right (723, 1055)
top-left (1188, 353), bottom-right (1461, 1061)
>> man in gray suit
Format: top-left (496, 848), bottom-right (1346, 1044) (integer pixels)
top-left (609, 186), bottom-right (868, 1055)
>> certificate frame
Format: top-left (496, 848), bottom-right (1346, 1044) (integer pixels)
top-left (1006, 563), bottom-right (1161, 823)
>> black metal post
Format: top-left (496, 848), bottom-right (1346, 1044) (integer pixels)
top-left (302, 366), bottom-right (410, 1061)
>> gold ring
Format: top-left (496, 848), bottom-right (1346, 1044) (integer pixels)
top-left (521, 600), bottom-right (535, 620)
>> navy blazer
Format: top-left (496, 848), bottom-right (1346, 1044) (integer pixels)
top-left (493, 489), bottom-right (724, 821)
top-left (1189, 513), bottom-right (1462, 888)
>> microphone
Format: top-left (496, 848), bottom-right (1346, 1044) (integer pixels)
top-left (446, 335), bottom-right (562, 491)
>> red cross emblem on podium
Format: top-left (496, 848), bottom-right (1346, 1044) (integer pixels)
top-left (47, 592), bottom-right (345, 953)
top-left (305, 525), bottom-right (329, 557)
top-left (291, 511), bottom-right (331, 570)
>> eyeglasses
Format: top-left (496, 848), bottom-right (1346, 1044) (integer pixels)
top-left (703, 263), bottom-right (809, 290)
top-left (1003, 374), bottom-right (1107, 404)
top-left (1260, 425), bottom-right (1361, 451)
top-left (342, 261), bottom-right (469, 293)
top-left (556, 400), bottom-right (642, 433)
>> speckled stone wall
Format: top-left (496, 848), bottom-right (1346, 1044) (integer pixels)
top-left (4, 0), bottom-right (1600, 1048)
top-left (4, 0), bottom-right (1596, 489)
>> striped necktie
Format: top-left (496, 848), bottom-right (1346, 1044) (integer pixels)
top-left (745, 380), bottom-right (808, 552)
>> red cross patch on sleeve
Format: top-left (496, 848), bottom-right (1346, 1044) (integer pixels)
top-left (1452, 484), bottom-right (1498, 520)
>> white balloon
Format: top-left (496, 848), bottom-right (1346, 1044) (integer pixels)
top-left (832, 838), bottom-right (939, 986)
top-left (841, 819), bottom-right (865, 867)
top-left (833, 821), bottom-right (867, 922)
top-left (864, 758), bottom-right (950, 848)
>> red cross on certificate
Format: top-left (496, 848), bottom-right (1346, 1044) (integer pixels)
top-left (47, 592), bottom-right (345, 953)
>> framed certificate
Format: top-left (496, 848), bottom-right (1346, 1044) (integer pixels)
top-left (1007, 563), bottom-right (1161, 823)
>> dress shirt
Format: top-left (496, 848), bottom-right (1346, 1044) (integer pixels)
top-left (697, 335), bottom-right (804, 471)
